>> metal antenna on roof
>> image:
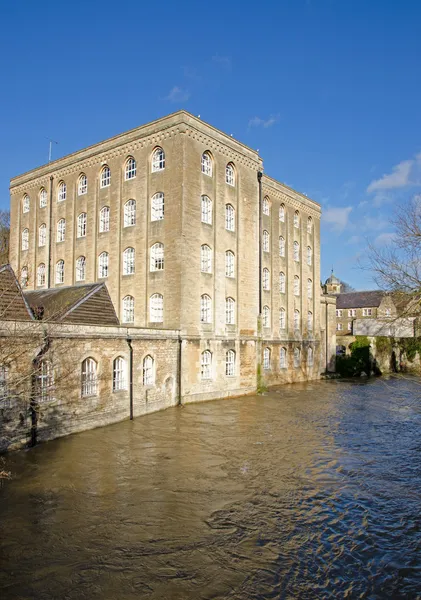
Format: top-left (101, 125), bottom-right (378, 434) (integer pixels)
top-left (45, 137), bottom-right (58, 162)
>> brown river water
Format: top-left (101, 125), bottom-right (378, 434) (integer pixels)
top-left (1, 377), bottom-right (421, 599)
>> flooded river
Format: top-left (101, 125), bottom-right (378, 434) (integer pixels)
top-left (1, 377), bottom-right (421, 599)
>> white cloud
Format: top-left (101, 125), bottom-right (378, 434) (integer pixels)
top-left (346, 235), bottom-right (360, 245)
top-left (322, 206), bottom-right (352, 233)
top-left (367, 152), bottom-right (421, 193)
top-left (374, 232), bottom-right (397, 246)
top-left (248, 114), bottom-right (280, 129)
top-left (166, 86), bottom-right (190, 103)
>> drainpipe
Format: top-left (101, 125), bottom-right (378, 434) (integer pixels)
top-left (177, 333), bottom-right (182, 405)
top-left (47, 175), bottom-right (54, 288)
top-left (126, 336), bottom-right (133, 420)
top-left (257, 172), bottom-right (263, 315)
top-left (30, 330), bottom-right (51, 447)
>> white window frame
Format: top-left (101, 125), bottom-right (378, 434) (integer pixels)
top-left (263, 197), bottom-right (270, 215)
top-left (363, 308), bottom-right (372, 316)
top-left (307, 216), bottom-right (312, 234)
top-left (98, 252), bottom-right (109, 278)
top-left (225, 204), bottom-right (235, 231)
top-left (152, 147), bottom-right (165, 172)
top-left (76, 256), bottom-right (86, 281)
top-left (113, 357), bottom-right (127, 391)
top-left (125, 157), bottom-right (137, 180)
top-left (294, 347), bottom-right (301, 368)
top-left (337, 323), bottom-right (343, 331)
top-left (263, 305), bottom-right (270, 328)
top-left (201, 195), bottom-right (212, 225)
top-left (124, 199), bottom-right (136, 227)
top-left (279, 236), bottom-right (285, 257)
top-left (99, 206), bottom-right (110, 233)
top-left (201, 350), bottom-right (212, 379)
top-left (294, 211), bottom-right (300, 228)
top-left (263, 230), bottom-right (270, 252)
top-left (279, 271), bottom-right (286, 293)
top-left (57, 181), bottom-right (66, 202)
top-left (150, 293), bottom-right (163, 322)
top-left (280, 347), bottom-right (287, 369)
top-left (122, 295), bottom-right (135, 323)
top-left (21, 267), bottom-right (28, 288)
top-left (39, 188), bottom-right (47, 208)
top-left (348, 309), bottom-right (357, 317)
top-left (77, 213), bottom-right (87, 238)
top-left (263, 347), bottom-right (271, 370)
top-left (143, 355), bottom-right (155, 386)
top-left (56, 260), bottom-right (64, 284)
top-left (294, 310), bottom-right (300, 330)
top-left (38, 224), bottom-right (46, 247)
top-left (279, 307), bottom-right (286, 329)
top-left (37, 263), bottom-right (46, 287)
top-left (279, 204), bottom-right (285, 222)
top-left (57, 218), bottom-right (66, 243)
top-left (78, 174), bottom-right (87, 196)
top-left (100, 166), bottom-right (111, 188)
top-left (226, 163), bottom-right (235, 186)
top-left (123, 247), bottom-right (135, 275)
top-left (294, 275), bottom-right (300, 296)
top-left (200, 294), bottom-right (212, 323)
top-left (201, 152), bottom-right (212, 176)
top-left (81, 358), bottom-right (97, 397)
top-left (307, 246), bottom-right (312, 266)
top-left (263, 268), bottom-right (270, 291)
top-left (151, 192), bottom-right (164, 221)
top-left (150, 243), bottom-right (164, 271)
top-left (307, 279), bottom-right (313, 299)
top-left (37, 360), bottom-right (54, 402)
top-left (336, 309), bottom-right (343, 317)
top-left (225, 350), bottom-right (235, 376)
top-left (225, 250), bottom-right (235, 278)
top-left (347, 322), bottom-right (352, 330)
top-left (200, 244), bottom-right (212, 273)
top-left (293, 241), bottom-right (300, 262)
top-left (307, 311), bottom-right (313, 331)
top-left (22, 195), bottom-right (30, 213)
top-left (225, 297), bottom-right (235, 325)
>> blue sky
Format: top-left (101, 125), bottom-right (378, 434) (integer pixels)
top-left (1, 0), bottom-right (421, 289)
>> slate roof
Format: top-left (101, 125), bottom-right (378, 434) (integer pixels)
top-left (336, 290), bottom-right (385, 309)
top-left (0, 264), bottom-right (33, 320)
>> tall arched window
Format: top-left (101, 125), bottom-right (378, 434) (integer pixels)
top-left (263, 230), bottom-right (270, 252)
top-left (200, 244), bottom-right (212, 273)
top-left (37, 263), bottom-right (46, 287)
top-left (152, 147), bottom-right (165, 172)
top-left (143, 355), bottom-right (155, 386)
top-left (307, 216), bottom-right (313, 234)
top-left (150, 242), bottom-right (164, 271)
top-left (280, 347), bottom-right (287, 369)
top-left (113, 357), bottom-right (127, 391)
top-left (294, 275), bottom-right (300, 296)
top-left (124, 199), bottom-right (136, 227)
top-left (56, 260), bottom-right (64, 284)
top-left (78, 174), bottom-right (87, 195)
top-left (98, 251), bottom-right (109, 278)
top-left (226, 163), bottom-right (235, 186)
top-left (279, 236), bottom-right (285, 257)
top-left (77, 213), bottom-right (87, 237)
top-left (201, 350), bottom-right (212, 379)
top-left (22, 195), bottom-right (30, 213)
top-left (122, 295), bottom-right (134, 323)
top-left (150, 293), bottom-right (163, 322)
top-left (263, 347), bottom-right (271, 370)
top-left (294, 210), bottom-right (300, 228)
top-left (279, 307), bottom-right (286, 329)
top-left (294, 309), bottom-right (300, 330)
top-left (37, 360), bottom-right (54, 402)
top-left (99, 206), bottom-right (110, 232)
top-left (81, 358), bottom-right (97, 397)
top-left (225, 250), bottom-right (235, 278)
top-left (57, 181), bottom-right (66, 202)
top-left (226, 350), bottom-right (235, 376)
top-left (263, 268), bottom-right (270, 290)
top-left (151, 192), bottom-right (164, 221)
top-left (279, 204), bottom-right (285, 222)
top-left (225, 297), bottom-right (235, 324)
top-left (125, 157), bottom-right (137, 180)
top-left (294, 347), bottom-right (301, 368)
top-left (39, 188), bottom-right (47, 208)
top-left (279, 272), bottom-right (286, 293)
top-left (123, 247), bottom-right (135, 275)
top-left (225, 204), bottom-right (235, 231)
top-left (38, 224), bottom-right (47, 247)
top-left (308, 346), bottom-right (314, 367)
top-left (22, 228), bottom-right (29, 251)
top-left (263, 305), bottom-right (270, 328)
top-left (21, 267), bottom-right (28, 288)
top-left (263, 196), bottom-right (270, 215)
top-left (307, 246), bottom-right (312, 266)
top-left (76, 256), bottom-right (86, 281)
top-left (293, 241), bottom-right (300, 262)
top-left (100, 165), bottom-right (111, 188)
top-left (57, 218), bottom-right (66, 242)
top-left (200, 294), bottom-right (212, 323)
top-left (201, 195), bottom-right (212, 224)
top-left (308, 311), bottom-right (313, 331)
top-left (201, 152), bottom-right (212, 176)
top-left (307, 279), bottom-right (313, 299)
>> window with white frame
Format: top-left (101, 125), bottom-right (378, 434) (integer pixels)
top-left (200, 294), bottom-right (212, 323)
top-left (279, 272), bottom-right (286, 294)
top-left (122, 295), bottom-right (134, 323)
top-left (125, 157), bottom-right (137, 180)
top-left (150, 293), bottom-right (163, 322)
top-left (347, 322), bottom-right (352, 330)
top-left (293, 241), bottom-right (300, 262)
top-left (348, 309), bottom-right (356, 317)
top-left (21, 267), bottom-right (28, 288)
top-left (201, 350), bottom-right (212, 379)
top-left (200, 244), bottom-right (212, 273)
top-left (152, 147), bottom-right (165, 172)
top-left (294, 347), bottom-right (301, 368)
top-left (81, 358), bottom-right (97, 397)
top-left (201, 195), bottom-right (212, 224)
top-left (280, 347), bottom-right (287, 369)
top-left (226, 163), bottom-right (235, 186)
top-left (308, 346), bottom-right (314, 366)
top-left (99, 206), bottom-right (110, 232)
top-left (22, 228), bottom-right (29, 251)
top-left (363, 308), bottom-right (372, 316)
top-left (37, 263), bottom-right (46, 287)
top-left (263, 268), bottom-right (270, 290)
top-left (307, 278), bottom-right (313, 299)
top-left (294, 309), bottom-right (300, 330)
top-left (336, 309), bottom-right (343, 317)
top-left (263, 305), bottom-right (270, 328)
top-left (143, 355), bottom-right (155, 386)
top-left (38, 224), bottom-right (46, 247)
top-left (39, 188), bottom-right (47, 208)
top-left (279, 236), bottom-right (285, 257)
top-left (57, 181), bottom-right (66, 202)
top-left (307, 216), bottom-right (312, 234)
top-left (263, 230), bottom-right (270, 252)
top-left (307, 246), bottom-right (312, 266)
top-left (225, 204), bottom-right (235, 231)
top-left (294, 276), bottom-right (300, 296)
top-left (337, 323), bottom-right (343, 331)
top-left (57, 218), bottom-right (66, 242)
top-left (37, 360), bottom-right (54, 402)
top-left (100, 166), bottom-right (111, 188)
top-left (113, 357), bottom-right (127, 391)
top-left (78, 174), bottom-right (87, 195)
top-left (279, 204), bottom-right (285, 222)
top-left (23, 195), bottom-right (30, 213)
top-left (226, 350), bottom-right (235, 376)
top-left (98, 251), bottom-right (109, 278)
top-left (279, 307), bottom-right (286, 329)
top-left (263, 347), bottom-right (271, 370)
top-left (56, 260), bottom-right (64, 284)
top-left (307, 311), bottom-right (313, 331)
top-left (76, 256), bottom-right (86, 281)
top-left (225, 250), bottom-right (235, 278)
top-left (225, 297), bottom-right (235, 325)
top-left (124, 199), bottom-right (136, 227)
top-left (123, 247), bottom-right (135, 275)
top-left (294, 210), bottom-right (300, 228)
top-left (77, 213), bottom-right (87, 237)
top-left (263, 197), bottom-right (270, 215)
top-left (201, 152), bottom-right (212, 176)
top-left (150, 242), bottom-right (164, 271)
top-left (151, 192), bottom-right (164, 221)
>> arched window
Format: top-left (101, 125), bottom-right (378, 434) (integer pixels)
top-left (78, 174), bottom-right (87, 195)
top-left (113, 357), bottom-right (127, 391)
top-left (99, 206), bottom-right (110, 232)
top-left (279, 272), bottom-right (286, 293)
top-left (37, 263), bottom-right (46, 287)
top-left (57, 218), bottom-right (66, 242)
top-left (294, 347), bottom-right (301, 368)
top-left (279, 307), bottom-right (286, 329)
top-left (143, 355), bottom-right (155, 386)
top-left (263, 268), bottom-right (270, 290)
top-left (98, 251), bottom-right (109, 278)
top-left (200, 244), bottom-right (212, 273)
top-left (293, 241), bottom-right (300, 262)
top-left (22, 228), bottom-right (29, 251)
top-left (22, 195), bottom-right (30, 213)
top-left (201, 152), bottom-right (212, 176)
top-left (56, 259), bottom-right (64, 284)
top-left (152, 147), bottom-right (165, 172)
top-left (263, 230), bottom-right (270, 252)
top-left (37, 360), bottom-right (54, 402)
top-left (263, 305), bottom-right (270, 328)
top-left (307, 216), bottom-right (313, 234)
top-left (226, 350), bottom-right (235, 376)
top-left (151, 192), bottom-right (164, 221)
top-left (294, 210), bottom-right (300, 228)
top-left (280, 347), bottom-right (287, 369)
top-left (307, 279), bottom-right (313, 299)
top-left (21, 267), bottom-right (28, 288)
top-left (225, 250), bottom-right (235, 278)
top-left (263, 196), bottom-right (270, 215)
top-left (100, 165), bottom-right (110, 188)
top-left (57, 181), bottom-right (66, 202)
top-left (77, 213), bottom-right (87, 238)
top-left (226, 163), bottom-right (235, 186)
top-left (225, 204), bottom-right (235, 231)
top-left (123, 247), bottom-right (135, 275)
top-left (125, 157), bottom-right (137, 180)
top-left (150, 293), bottom-right (163, 322)
top-left (307, 246), bottom-right (312, 266)
top-left (279, 236), bottom-right (285, 257)
top-left (308, 346), bottom-right (314, 367)
top-left (307, 311), bottom-right (313, 331)
top-left (150, 242), bottom-right (164, 271)
top-left (38, 224), bottom-right (47, 247)
top-left (39, 188), bottom-right (47, 208)
top-left (124, 199), bottom-right (136, 227)
top-left (122, 295), bottom-right (134, 323)
top-left (225, 297), bottom-right (235, 324)
top-left (279, 204), bottom-right (285, 222)
top-left (200, 294), bottom-right (212, 323)
top-left (294, 275), bottom-right (300, 296)
top-left (76, 256), bottom-right (86, 281)
top-left (201, 350), bottom-right (212, 379)
top-left (201, 195), bottom-right (212, 224)
top-left (294, 309), bottom-right (300, 330)
top-left (263, 347), bottom-right (271, 370)
top-left (81, 358), bottom-right (97, 397)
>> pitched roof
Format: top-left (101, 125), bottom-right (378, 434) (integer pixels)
top-left (336, 290), bottom-right (385, 309)
top-left (24, 283), bottom-right (119, 326)
top-left (0, 264), bottom-right (33, 320)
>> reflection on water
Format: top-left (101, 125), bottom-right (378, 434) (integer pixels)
top-left (1, 377), bottom-right (421, 599)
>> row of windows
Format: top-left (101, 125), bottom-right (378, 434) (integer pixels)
top-left (261, 306), bottom-right (313, 330)
top-left (336, 308), bottom-right (374, 317)
top-left (264, 233), bottom-right (312, 264)
top-left (263, 269), bottom-right (314, 296)
top-left (262, 346), bottom-right (314, 370)
top-left (264, 201), bottom-right (313, 232)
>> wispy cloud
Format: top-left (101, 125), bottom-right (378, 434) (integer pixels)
top-left (374, 232), bottom-right (397, 246)
top-left (166, 86), bottom-right (190, 103)
top-left (212, 55), bottom-right (232, 69)
top-left (347, 235), bottom-right (360, 245)
top-left (248, 114), bottom-right (280, 129)
top-left (322, 206), bottom-right (352, 233)
top-left (367, 152), bottom-right (421, 193)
